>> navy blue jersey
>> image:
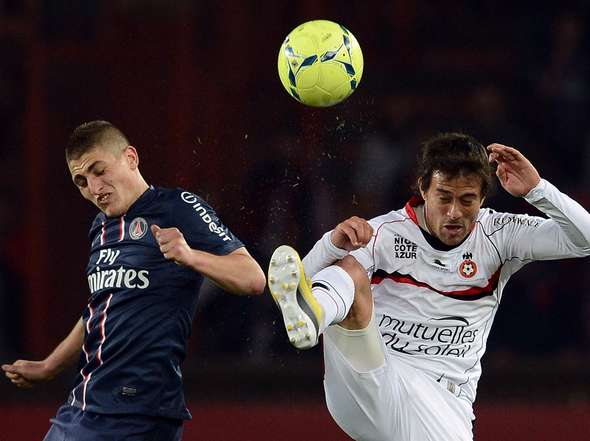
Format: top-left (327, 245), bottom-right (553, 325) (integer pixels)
top-left (66, 186), bottom-right (243, 420)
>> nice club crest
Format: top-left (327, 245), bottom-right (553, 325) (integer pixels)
top-left (459, 252), bottom-right (477, 278)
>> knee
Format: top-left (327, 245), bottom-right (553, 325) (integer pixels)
top-left (335, 256), bottom-right (373, 329)
top-left (336, 256), bottom-right (370, 293)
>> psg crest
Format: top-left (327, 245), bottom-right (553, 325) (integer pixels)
top-left (129, 217), bottom-right (148, 240)
top-left (459, 252), bottom-right (477, 278)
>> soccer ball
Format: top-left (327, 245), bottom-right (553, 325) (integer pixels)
top-left (277, 20), bottom-right (364, 107)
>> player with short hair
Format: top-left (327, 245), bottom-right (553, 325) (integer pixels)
top-left (2, 120), bottom-right (266, 441)
top-left (268, 133), bottom-right (590, 440)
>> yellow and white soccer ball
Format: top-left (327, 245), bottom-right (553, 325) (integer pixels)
top-left (277, 20), bottom-right (364, 107)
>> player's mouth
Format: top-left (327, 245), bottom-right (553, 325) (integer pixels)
top-left (97, 193), bottom-right (111, 206)
top-left (443, 224), bottom-right (463, 235)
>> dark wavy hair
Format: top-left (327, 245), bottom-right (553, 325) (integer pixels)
top-left (415, 132), bottom-right (494, 197)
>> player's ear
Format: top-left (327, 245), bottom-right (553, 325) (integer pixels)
top-left (125, 146), bottom-right (139, 170)
top-left (418, 177), bottom-right (427, 200)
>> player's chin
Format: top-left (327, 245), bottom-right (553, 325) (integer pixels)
top-left (441, 228), bottom-right (467, 245)
top-left (100, 204), bottom-right (123, 218)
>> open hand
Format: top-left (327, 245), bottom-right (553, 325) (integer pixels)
top-left (488, 143), bottom-right (541, 197)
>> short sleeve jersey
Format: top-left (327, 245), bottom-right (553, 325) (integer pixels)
top-left (66, 186), bottom-right (243, 419)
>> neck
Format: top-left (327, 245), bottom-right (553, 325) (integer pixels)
top-left (414, 204), bottom-right (432, 234)
top-left (124, 174), bottom-right (150, 213)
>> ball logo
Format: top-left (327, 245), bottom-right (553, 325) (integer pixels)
top-left (459, 252), bottom-right (477, 278)
top-left (129, 217), bottom-right (148, 240)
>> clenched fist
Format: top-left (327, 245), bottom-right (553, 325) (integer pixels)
top-left (331, 216), bottom-right (374, 251)
top-left (151, 225), bottom-right (193, 266)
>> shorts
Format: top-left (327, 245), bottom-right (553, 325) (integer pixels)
top-left (323, 325), bottom-right (474, 441)
top-left (43, 405), bottom-right (184, 441)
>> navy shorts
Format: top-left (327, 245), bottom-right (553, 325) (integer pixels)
top-left (43, 405), bottom-right (184, 441)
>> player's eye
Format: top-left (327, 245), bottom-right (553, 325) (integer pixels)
top-left (461, 198), bottom-right (476, 206)
top-left (75, 177), bottom-right (87, 188)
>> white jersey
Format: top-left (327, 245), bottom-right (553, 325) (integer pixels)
top-left (304, 179), bottom-right (590, 405)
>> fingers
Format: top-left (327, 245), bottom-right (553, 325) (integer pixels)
top-left (5, 371), bottom-right (20, 380)
top-left (360, 218), bottom-right (374, 244)
top-left (11, 376), bottom-right (33, 388)
top-left (487, 143), bottom-right (522, 163)
top-left (2, 364), bottom-right (33, 388)
top-left (337, 217), bottom-right (373, 247)
top-left (151, 225), bottom-right (187, 264)
top-left (2, 363), bottom-right (21, 374)
top-left (150, 224), bottom-right (161, 238)
top-left (151, 225), bottom-right (181, 243)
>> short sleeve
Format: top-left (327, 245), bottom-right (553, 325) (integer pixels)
top-left (168, 190), bottom-right (244, 256)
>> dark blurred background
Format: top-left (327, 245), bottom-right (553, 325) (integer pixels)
top-left (1, 1), bottom-right (590, 440)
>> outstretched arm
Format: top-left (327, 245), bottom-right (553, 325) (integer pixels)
top-left (488, 143), bottom-right (590, 259)
top-left (2, 317), bottom-right (84, 388)
top-left (151, 225), bottom-right (266, 295)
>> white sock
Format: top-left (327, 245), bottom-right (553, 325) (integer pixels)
top-left (325, 313), bottom-right (386, 372)
top-left (311, 265), bottom-right (355, 334)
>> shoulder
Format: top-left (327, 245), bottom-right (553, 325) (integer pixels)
top-left (369, 208), bottom-right (407, 228)
top-left (369, 207), bottom-right (411, 236)
top-left (151, 187), bottom-right (216, 213)
top-left (477, 207), bottom-right (544, 235)
top-left (152, 186), bottom-right (205, 205)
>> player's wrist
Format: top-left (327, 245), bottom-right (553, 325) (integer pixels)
top-left (523, 178), bottom-right (547, 202)
top-left (324, 231), bottom-right (349, 259)
top-left (184, 248), bottom-right (203, 271)
top-left (39, 358), bottom-right (60, 380)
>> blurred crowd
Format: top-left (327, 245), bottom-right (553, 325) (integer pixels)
top-left (0, 2), bottom-right (589, 368)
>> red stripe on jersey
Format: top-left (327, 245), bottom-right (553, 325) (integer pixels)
top-left (119, 216), bottom-right (125, 241)
top-left (371, 267), bottom-right (502, 301)
top-left (96, 294), bottom-right (113, 364)
top-left (86, 304), bottom-right (94, 334)
top-left (73, 295), bottom-right (113, 410)
top-left (404, 196), bottom-right (423, 226)
top-left (100, 221), bottom-right (106, 245)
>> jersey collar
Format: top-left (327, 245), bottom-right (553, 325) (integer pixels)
top-left (125, 185), bottom-right (157, 216)
top-left (404, 195), bottom-right (423, 226)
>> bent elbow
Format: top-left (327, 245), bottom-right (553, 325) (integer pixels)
top-left (248, 272), bottom-right (267, 295)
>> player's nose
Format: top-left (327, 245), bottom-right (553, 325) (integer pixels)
top-left (87, 176), bottom-right (103, 195)
top-left (447, 201), bottom-right (462, 220)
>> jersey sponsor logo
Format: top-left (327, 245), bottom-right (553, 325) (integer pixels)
top-left (88, 247), bottom-right (150, 294)
top-left (180, 192), bottom-right (232, 242)
top-left (492, 215), bottom-right (541, 228)
top-left (379, 314), bottom-right (479, 358)
top-left (393, 235), bottom-right (417, 259)
top-left (129, 217), bottom-right (148, 240)
top-left (459, 252), bottom-right (477, 278)
top-left (96, 248), bottom-right (120, 266)
top-left (87, 266), bottom-right (150, 294)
